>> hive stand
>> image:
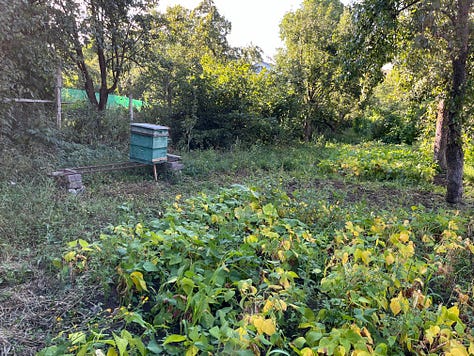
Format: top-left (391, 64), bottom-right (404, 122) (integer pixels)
top-left (51, 154), bottom-right (183, 192)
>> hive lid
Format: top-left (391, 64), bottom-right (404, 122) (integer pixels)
top-left (131, 123), bottom-right (169, 130)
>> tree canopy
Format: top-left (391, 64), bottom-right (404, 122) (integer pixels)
top-left (351, 0), bottom-right (473, 202)
top-left (51, 0), bottom-right (158, 111)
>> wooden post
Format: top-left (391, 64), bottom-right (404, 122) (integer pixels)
top-left (153, 164), bottom-right (158, 182)
top-left (129, 93), bottom-right (134, 122)
top-left (56, 64), bottom-right (62, 129)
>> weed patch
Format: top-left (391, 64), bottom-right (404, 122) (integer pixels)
top-left (317, 142), bottom-right (436, 184)
top-left (2, 140), bottom-right (473, 355)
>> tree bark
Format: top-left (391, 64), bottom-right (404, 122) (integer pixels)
top-left (97, 45), bottom-right (109, 111)
top-left (445, 0), bottom-right (471, 204)
top-left (433, 98), bottom-right (448, 172)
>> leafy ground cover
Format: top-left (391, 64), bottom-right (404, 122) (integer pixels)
top-left (42, 185), bottom-right (474, 355)
top-left (1, 141), bottom-right (473, 355)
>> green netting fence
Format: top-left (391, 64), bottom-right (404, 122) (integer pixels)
top-left (62, 88), bottom-right (144, 110)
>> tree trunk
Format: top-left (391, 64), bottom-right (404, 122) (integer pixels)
top-left (445, 0), bottom-right (471, 204)
top-left (433, 98), bottom-right (448, 171)
top-left (303, 117), bottom-right (313, 142)
top-left (445, 125), bottom-right (464, 203)
top-left (97, 46), bottom-right (108, 112)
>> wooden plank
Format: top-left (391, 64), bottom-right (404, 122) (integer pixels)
top-left (2, 98), bottom-right (55, 103)
top-left (166, 154), bottom-right (182, 162)
top-left (51, 162), bottom-right (148, 177)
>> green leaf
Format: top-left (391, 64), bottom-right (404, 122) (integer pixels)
top-left (375, 343), bottom-right (388, 355)
top-left (223, 290), bottom-right (235, 302)
top-left (263, 203), bottom-right (278, 217)
top-left (163, 334), bottom-right (187, 345)
top-left (113, 333), bottom-right (129, 356)
top-left (68, 332), bottom-right (86, 345)
top-left (143, 261), bottom-right (159, 272)
top-left (179, 277), bottom-right (195, 296)
top-left (147, 339), bottom-right (162, 354)
top-left (37, 346), bottom-right (69, 356)
top-left (292, 336), bottom-right (307, 349)
top-left (305, 330), bottom-right (323, 346)
top-left (78, 239), bottom-right (90, 249)
top-left (209, 326), bottom-right (221, 339)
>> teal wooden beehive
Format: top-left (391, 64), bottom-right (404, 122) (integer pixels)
top-left (130, 123), bottom-right (169, 164)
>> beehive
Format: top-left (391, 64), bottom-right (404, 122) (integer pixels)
top-left (129, 123), bottom-right (169, 164)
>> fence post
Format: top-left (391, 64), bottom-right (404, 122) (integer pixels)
top-left (129, 93), bottom-right (134, 122)
top-left (56, 64), bottom-right (63, 129)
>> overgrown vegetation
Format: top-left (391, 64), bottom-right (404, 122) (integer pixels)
top-left (1, 0), bottom-right (474, 354)
top-left (41, 184), bottom-right (474, 355)
top-left (1, 127), bottom-right (472, 354)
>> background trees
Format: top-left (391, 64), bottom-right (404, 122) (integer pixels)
top-left (0, 0), bottom-right (57, 143)
top-left (1, 0), bottom-right (472, 202)
top-left (276, 0), bottom-right (356, 141)
top-left (139, 1), bottom-right (277, 149)
top-left (51, 0), bottom-right (157, 111)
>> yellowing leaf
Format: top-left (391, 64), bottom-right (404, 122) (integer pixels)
top-left (281, 240), bottom-right (291, 250)
top-left (277, 250), bottom-right (286, 261)
top-left (361, 250), bottom-right (371, 265)
top-left (354, 249), bottom-right (371, 265)
top-left (275, 299), bottom-right (287, 311)
top-left (163, 334), bottom-right (187, 345)
top-left (244, 234), bottom-right (258, 244)
top-left (300, 347), bottom-right (315, 356)
top-left (64, 251), bottom-right (76, 262)
top-left (398, 231), bottom-right (410, 243)
top-left (445, 346), bottom-right (468, 356)
top-left (263, 300), bottom-right (274, 313)
top-left (352, 351), bottom-right (372, 356)
top-left (251, 315), bottom-right (276, 336)
top-left (446, 305), bottom-right (460, 324)
top-left (412, 290), bottom-right (430, 309)
top-left (385, 253), bottom-right (395, 266)
top-left (185, 345), bottom-right (199, 356)
top-left (236, 326), bottom-right (248, 342)
top-left (350, 324), bottom-right (361, 335)
top-left (370, 218), bottom-right (386, 234)
top-left (130, 271), bottom-right (148, 292)
top-left (341, 252), bottom-right (349, 264)
top-left (468, 342), bottom-right (474, 355)
top-left (448, 220), bottom-right (459, 231)
top-left (468, 244), bottom-right (474, 254)
top-left (261, 318), bottom-right (276, 335)
top-left (390, 293), bottom-right (408, 316)
top-left (422, 234), bottom-right (434, 243)
top-left (345, 221), bottom-right (354, 231)
top-left (399, 241), bottom-right (415, 258)
top-left (425, 325), bottom-right (440, 345)
top-left (361, 327), bottom-right (373, 344)
top-left (334, 345), bottom-right (346, 356)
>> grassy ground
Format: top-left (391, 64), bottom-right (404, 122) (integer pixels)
top-left (0, 140), bottom-right (473, 355)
